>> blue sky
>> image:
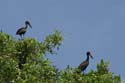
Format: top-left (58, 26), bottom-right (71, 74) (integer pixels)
top-left (1, 0), bottom-right (125, 80)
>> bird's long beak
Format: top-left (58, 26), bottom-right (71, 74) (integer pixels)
top-left (28, 23), bottom-right (32, 28)
top-left (90, 54), bottom-right (93, 59)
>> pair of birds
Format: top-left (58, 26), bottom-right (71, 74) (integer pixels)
top-left (16, 21), bottom-right (93, 72)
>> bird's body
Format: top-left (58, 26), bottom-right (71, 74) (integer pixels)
top-left (16, 21), bottom-right (32, 38)
top-left (16, 27), bottom-right (27, 36)
top-left (78, 52), bottom-right (93, 72)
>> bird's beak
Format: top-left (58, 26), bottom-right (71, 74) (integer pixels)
top-left (90, 54), bottom-right (93, 59)
top-left (28, 23), bottom-right (32, 28)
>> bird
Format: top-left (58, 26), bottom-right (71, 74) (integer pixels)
top-left (16, 21), bottom-right (32, 38)
top-left (78, 51), bottom-right (93, 72)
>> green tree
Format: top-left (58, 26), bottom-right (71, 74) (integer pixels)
top-left (0, 31), bottom-right (121, 83)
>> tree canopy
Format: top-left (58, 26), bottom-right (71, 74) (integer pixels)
top-left (0, 31), bottom-right (121, 83)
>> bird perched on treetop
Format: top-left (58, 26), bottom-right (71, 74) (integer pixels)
top-left (16, 21), bottom-right (32, 38)
top-left (78, 51), bottom-right (93, 72)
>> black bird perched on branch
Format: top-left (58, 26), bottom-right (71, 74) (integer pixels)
top-left (16, 21), bottom-right (32, 38)
top-left (78, 51), bottom-right (93, 72)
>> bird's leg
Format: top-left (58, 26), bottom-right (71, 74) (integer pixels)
top-left (20, 34), bottom-right (24, 40)
top-left (82, 70), bottom-right (86, 75)
top-left (19, 35), bottom-right (22, 40)
top-left (22, 34), bottom-right (25, 39)
top-left (21, 35), bottom-right (23, 39)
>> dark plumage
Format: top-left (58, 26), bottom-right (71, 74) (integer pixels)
top-left (16, 21), bottom-right (32, 38)
top-left (78, 51), bottom-right (93, 72)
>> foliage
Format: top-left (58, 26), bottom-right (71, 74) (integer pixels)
top-left (0, 31), bottom-right (121, 83)
top-left (57, 59), bottom-right (121, 83)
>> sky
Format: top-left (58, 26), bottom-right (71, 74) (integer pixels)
top-left (0, 0), bottom-right (125, 80)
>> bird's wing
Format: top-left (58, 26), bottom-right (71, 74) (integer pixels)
top-left (78, 61), bottom-right (89, 69)
top-left (16, 27), bottom-right (26, 34)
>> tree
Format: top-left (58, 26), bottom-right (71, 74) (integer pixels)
top-left (0, 31), bottom-right (121, 83)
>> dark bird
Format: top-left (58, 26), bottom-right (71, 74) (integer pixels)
top-left (78, 51), bottom-right (93, 72)
top-left (16, 21), bottom-right (32, 38)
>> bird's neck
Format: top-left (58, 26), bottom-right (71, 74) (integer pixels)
top-left (86, 55), bottom-right (89, 61)
top-left (25, 24), bottom-right (28, 29)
